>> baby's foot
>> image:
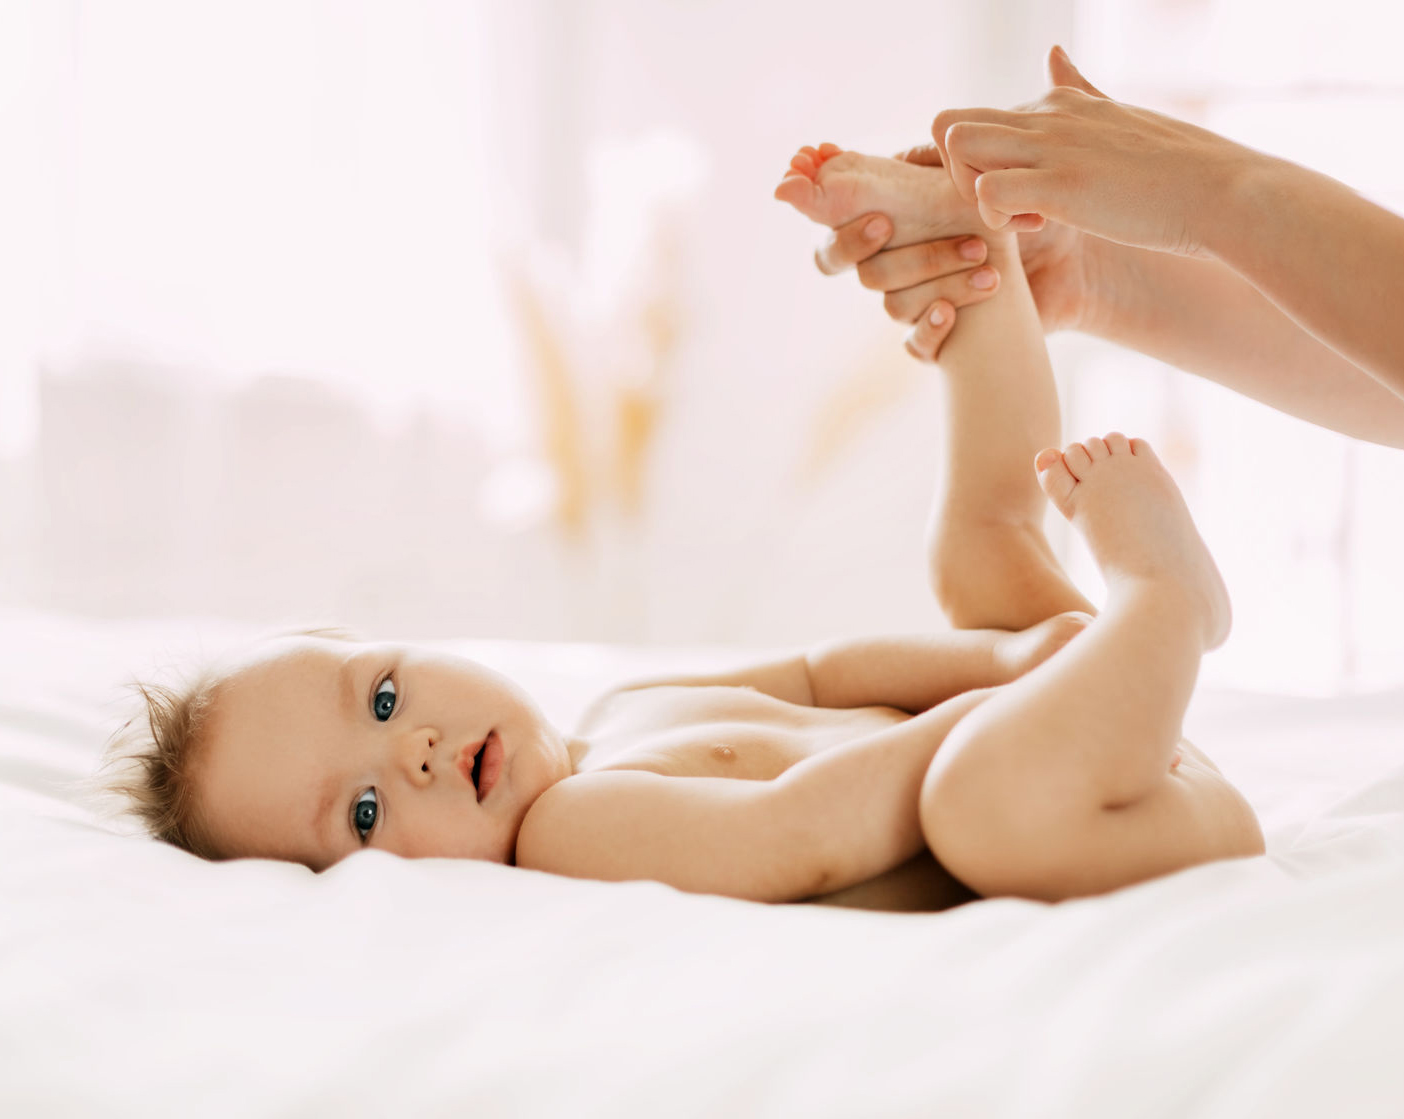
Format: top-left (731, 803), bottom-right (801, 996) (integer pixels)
top-left (1035, 434), bottom-right (1231, 649)
top-left (774, 143), bottom-right (1007, 250)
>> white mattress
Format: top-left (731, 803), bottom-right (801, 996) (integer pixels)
top-left (3, 607), bottom-right (1404, 1118)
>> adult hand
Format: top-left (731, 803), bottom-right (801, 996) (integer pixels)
top-left (813, 213), bottom-right (1001, 361)
top-left (898, 144), bottom-right (1100, 344)
top-left (928, 45), bottom-right (1259, 256)
top-left (819, 200), bottom-right (1099, 362)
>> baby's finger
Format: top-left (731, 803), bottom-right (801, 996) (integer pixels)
top-left (854, 236), bottom-right (987, 292)
top-left (813, 213), bottom-right (893, 276)
top-left (880, 266), bottom-right (1000, 325)
top-left (904, 301), bottom-right (957, 363)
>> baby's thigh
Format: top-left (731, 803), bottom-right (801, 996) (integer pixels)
top-left (1175, 737), bottom-right (1225, 777)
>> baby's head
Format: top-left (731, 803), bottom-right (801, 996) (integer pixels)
top-left (102, 627), bottom-right (586, 871)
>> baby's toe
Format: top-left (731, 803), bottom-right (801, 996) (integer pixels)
top-left (1084, 436), bottom-right (1110, 461)
top-left (774, 173), bottom-right (817, 209)
top-left (1130, 436), bottom-right (1158, 460)
top-left (1035, 448), bottom-right (1079, 511)
top-left (790, 152), bottom-right (818, 178)
top-left (1104, 431), bottom-right (1131, 455)
top-left (1061, 441), bottom-right (1094, 480)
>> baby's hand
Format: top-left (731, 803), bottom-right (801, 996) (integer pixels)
top-left (992, 611), bottom-right (1094, 682)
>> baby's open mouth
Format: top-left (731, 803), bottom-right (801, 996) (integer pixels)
top-left (472, 731), bottom-right (503, 802)
top-left (459, 736), bottom-right (488, 793)
top-left (461, 731), bottom-right (502, 802)
top-left (470, 741), bottom-right (486, 790)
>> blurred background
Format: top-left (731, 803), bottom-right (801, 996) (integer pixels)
top-left (1, 0), bottom-right (1402, 694)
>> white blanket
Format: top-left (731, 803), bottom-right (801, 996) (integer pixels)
top-left (3, 608), bottom-right (1403, 1117)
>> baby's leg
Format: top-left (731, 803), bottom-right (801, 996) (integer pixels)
top-left (922, 217), bottom-right (1096, 628)
top-left (919, 436), bottom-right (1264, 901)
top-left (778, 145), bottom-right (1093, 628)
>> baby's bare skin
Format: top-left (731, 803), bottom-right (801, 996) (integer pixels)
top-left (766, 140), bottom-right (1260, 899)
top-left (775, 143), bottom-right (991, 250)
top-left (184, 137), bottom-right (1260, 910)
top-left (574, 613), bottom-right (1095, 913)
top-left (1036, 434), bottom-right (1231, 648)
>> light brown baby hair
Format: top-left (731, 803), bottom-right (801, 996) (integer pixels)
top-left (97, 624), bottom-right (363, 859)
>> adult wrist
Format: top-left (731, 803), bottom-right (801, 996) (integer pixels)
top-left (1196, 147), bottom-right (1288, 265)
top-left (1075, 233), bottom-right (1138, 341)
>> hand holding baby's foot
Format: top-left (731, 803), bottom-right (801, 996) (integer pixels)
top-left (775, 142), bottom-right (1009, 251)
top-left (994, 610), bottom-right (1095, 682)
top-left (1034, 434), bottom-right (1231, 649)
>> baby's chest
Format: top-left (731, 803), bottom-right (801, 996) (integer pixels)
top-left (581, 685), bottom-right (905, 781)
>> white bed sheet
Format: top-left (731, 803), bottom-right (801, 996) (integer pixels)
top-left (2, 607), bottom-right (1403, 1118)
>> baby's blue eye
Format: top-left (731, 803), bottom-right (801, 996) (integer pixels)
top-left (353, 789), bottom-right (378, 841)
top-left (372, 677), bottom-right (396, 721)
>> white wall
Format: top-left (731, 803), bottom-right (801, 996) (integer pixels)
top-left (3, 0), bottom-right (1403, 694)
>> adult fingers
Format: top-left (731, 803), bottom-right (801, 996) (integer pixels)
top-left (945, 122), bottom-right (1040, 173)
top-left (1047, 44), bottom-right (1108, 98)
top-left (895, 142), bottom-right (944, 168)
top-left (975, 197), bottom-right (1014, 230)
top-left (813, 213), bottom-right (893, 276)
top-left (853, 235), bottom-right (988, 292)
top-left (880, 265), bottom-right (1000, 324)
top-left (944, 120), bottom-right (1041, 202)
top-left (904, 300), bottom-right (957, 363)
top-left (930, 105), bottom-right (1032, 166)
top-left (974, 169), bottom-right (1057, 227)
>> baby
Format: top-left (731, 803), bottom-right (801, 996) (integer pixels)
top-left (103, 143), bottom-right (1265, 911)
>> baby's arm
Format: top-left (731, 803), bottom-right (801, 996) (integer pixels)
top-left (804, 613), bottom-right (1088, 712)
top-left (588, 614), bottom-right (1087, 718)
top-left (517, 769), bottom-right (839, 903)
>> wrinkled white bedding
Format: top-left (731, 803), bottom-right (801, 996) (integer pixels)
top-left (2, 607), bottom-right (1403, 1118)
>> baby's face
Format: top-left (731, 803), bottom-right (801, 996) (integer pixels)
top-left (195, 636), bottom-right (578, 871)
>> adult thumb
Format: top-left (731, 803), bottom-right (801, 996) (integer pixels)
top-left (1047, 44), bottom-right (1107, 98)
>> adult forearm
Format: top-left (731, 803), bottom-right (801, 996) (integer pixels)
top-left (777, 688), bottom-right (997, 894)
top-left (1088, 236), bottom-right (1404, 448)
top-left (1202, 155), bottom-right (1404, 417)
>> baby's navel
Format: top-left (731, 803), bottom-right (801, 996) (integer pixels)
top-left (711, 743), bottom-right (736, 762)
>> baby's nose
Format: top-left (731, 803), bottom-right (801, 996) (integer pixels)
top-left (396, 728), bottom-right (438, 782)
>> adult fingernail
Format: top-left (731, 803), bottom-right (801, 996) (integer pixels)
top-left (959, 238), bottom-right (986, 261)
top-left (970, 268), bottom-right (997, 290)
top-left (928, 304), bottom-right (945, 326)
top-left (864, 217), bottom-right (888, 241)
